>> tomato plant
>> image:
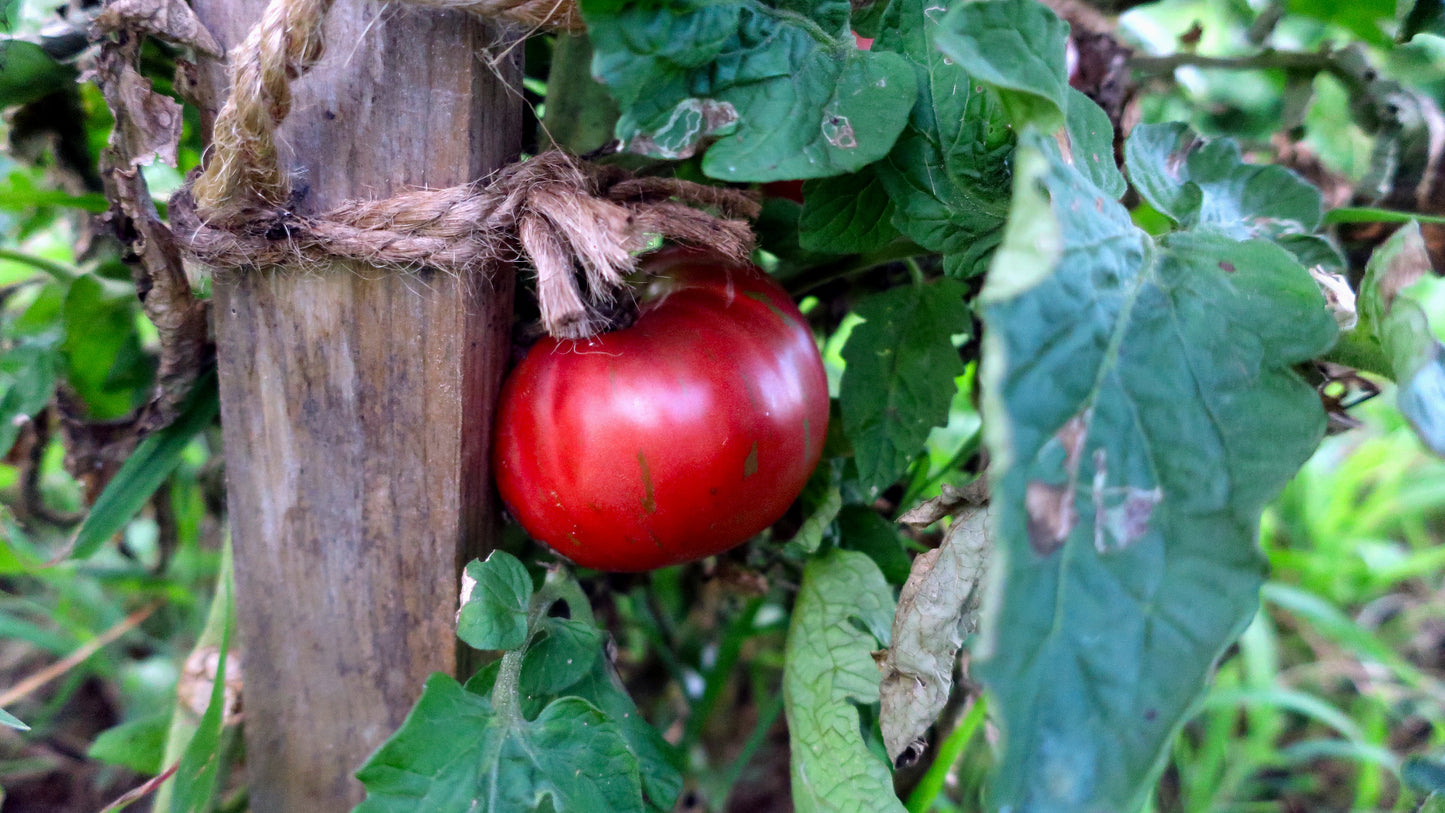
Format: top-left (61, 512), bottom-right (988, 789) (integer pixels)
top-left (492, 250), bottom-right (829, 572)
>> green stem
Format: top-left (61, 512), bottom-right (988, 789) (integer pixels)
top-left (1324, 207), bottom-right (1445, 226)
top-left (784, 242), bottom-right (927, 297)
top-left (492, 649), bottom-right (527, 723)
top-left (904, 696), bottom-right (988, 813)
top-left (680, 598), bottom-right (762, 752)
top-left (492, 564), bottom-right (592, 723)
top-left (904, 257), bottom-right (926, 287)
top-left (714, 689), bottom-right (786, 810)
top-left (1129, 47), bottom-right (1371, 98)
top-left (0, 248), bottom-right (80, 283)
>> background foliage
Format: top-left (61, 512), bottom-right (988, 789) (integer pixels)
top-left (3, 0), bottom-right (1445, 811)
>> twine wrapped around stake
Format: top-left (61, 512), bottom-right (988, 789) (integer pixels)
top-left (177, 0), bottom-right (751, 339)
top-left (173, 156), bottom-right (760, 337)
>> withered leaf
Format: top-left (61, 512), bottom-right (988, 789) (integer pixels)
top-left (878, 507), bottom-right (991, 765)
top-left (94, 0), bottom-right (222, 56)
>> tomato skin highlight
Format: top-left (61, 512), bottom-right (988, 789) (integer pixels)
top-left (493, 252), bottom-right (830, 572)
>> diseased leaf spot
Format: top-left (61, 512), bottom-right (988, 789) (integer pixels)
top-left (1025, 481), bottom-right (1073, 555)
top-left (1219, 260), bottom-right (1236, 273)
top-left (744, 441), bottom-right (759, 478)
top-left (637, 451), bottom-right (656, 514)
top-left (1024, 412), bottom-right (1091, 556)
top-left (822, 110), bottom-right (858, 149)
top-left (1090, 448), bottom-right (1163, 553)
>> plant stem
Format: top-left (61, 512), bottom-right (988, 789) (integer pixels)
top-left (0, 248), bottom-right (80, 283)
top-left (1129, 47), bottom-right (1371, 98)
top-left (904, 696), bottom-right (989, 813)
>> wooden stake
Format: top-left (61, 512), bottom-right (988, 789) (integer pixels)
top-left (189, 3), bottom-right (520, 808)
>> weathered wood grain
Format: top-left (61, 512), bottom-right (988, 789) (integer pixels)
top-left (189, 2), bottom-right (521, 808)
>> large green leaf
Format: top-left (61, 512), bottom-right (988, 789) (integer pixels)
top-left (975, 132), bottom-right (1336, 811)
top-left (784, 548), bottom-right (902, 813)
top-left (356, 676), bottom-right (646, 813)
top-left (1355, 222), bottom-right (1445, 454)
top-left (840, 278), bottom-right (970, 497)
top-left (579, 0), bottom-right (916, 181)
top-left (868, 0), bottom-right (1014, 278)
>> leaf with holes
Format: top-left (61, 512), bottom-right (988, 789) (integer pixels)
top-left (975, 130), bottom-right (1336, 811)
top-left (579, 0), bottom-right (916, 181)
top-left (456, 551), bottom-right (534, 652)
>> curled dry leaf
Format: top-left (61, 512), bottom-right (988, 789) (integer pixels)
top-left (897, 477), bottom-right (989, 530)
top-left (90, 47), bottom-right (184, 169)
top-left (93, 0), bottom-right (223, 56)
top-left (1311, 266), bottom-right (1359, 331)
top-left (878, 507), bottom-right (991, 765)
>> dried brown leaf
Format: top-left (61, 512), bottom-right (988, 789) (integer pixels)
top-left (897, 478), bottom-right (988, 529)
top-left (94, 0), bottom-right (222, 56)
top-left (878, 507), bottom-right (991, 765)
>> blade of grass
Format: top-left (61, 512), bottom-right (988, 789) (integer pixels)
top-left (905, 695), bottom-right (988, 813)
top-left (63, 369), bottom-right (217, 562)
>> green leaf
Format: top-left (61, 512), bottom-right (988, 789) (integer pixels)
top-left (62, 274), bottom-right (153, 420)
top-left (366, 566), bottom-right (682, 813)
top-left (457, 551), bottom-right (534, 652)
top-left (976, 132), bottom-right (1337, 811)
top-left (933, 0), bottom-right (1071, 133)
top-left (786, 461), bottom-right (843, 556)
top-left (519, 618), bottom-right (602, 695)
top-left (557, 653), bottom-right (683, 810)
top-left (580, 0), bottom-right (916, 181)
top-left (1356, 221), bottom-right (1445, 454)
top-left (0, 40), bottom-right (76, 109)
top-left (0, 706), bottom-right (28, 731)
top-left (0, 339), bottom-right (59, 457)
top-left (89, 713), bottom-right (170, 774)
top-left (784, 548), bottom-right (902, 813)
top-left (1124, 122), bottom-right (1324, 243)
top-left (840, 279), bottom-right (970, 497)
top-left (798, 167), bottom-right (904, 254)
top-left (71, 369), bottom-right (218, 560)
top-left (356, 675), bottom-right (647, 813)
top-left (870, 0), bottom-right (1013, 277)
top-left (169, 543), bottom-right (235, 813)
top-left (836, 505), bottom-right (911, 584)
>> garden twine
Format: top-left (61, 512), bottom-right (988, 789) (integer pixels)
top-left (175, 0), bottom-right (758, 339)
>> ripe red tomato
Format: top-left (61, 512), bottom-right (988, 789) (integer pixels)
top-left (493, 251), bottom-right (830, 572)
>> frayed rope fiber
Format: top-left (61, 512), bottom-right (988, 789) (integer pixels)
top-left (176, 0), bottom-right (756, 339)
